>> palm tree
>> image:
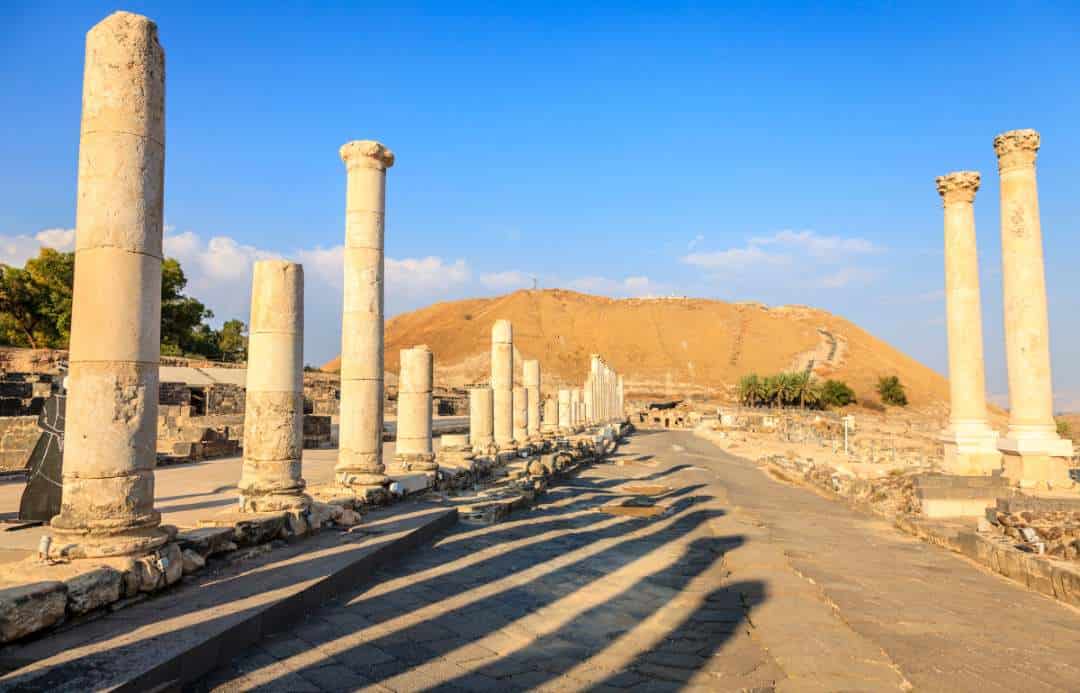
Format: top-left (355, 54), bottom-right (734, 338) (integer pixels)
top-left (738, 374), bottom-right (761, 407)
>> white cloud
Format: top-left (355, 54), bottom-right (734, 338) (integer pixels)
top-left (480, 270), bottom-right (533, 291)
top-left (566, 275), bottom-right (665, 296)
top-left (682, 245), bottom-right (790, 271)
top-left (386, 256), bottom-right (471, 298)
top-left (0, 227), bottom-right (76, 266)
top-left (681, 229), bottom-right (882, 290)
top-left (687, 234), bottom-right (705, 251)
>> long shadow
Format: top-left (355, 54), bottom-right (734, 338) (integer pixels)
top-left (156, 497), bottom-right (237, 515)
top-left (0, 476), bottom-right (653, 689)
top-left (244, 497), bottom-right (729, 690)
top-left (428, 535), bottom-right (754, 692)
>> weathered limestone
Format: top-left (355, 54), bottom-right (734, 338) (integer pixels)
top-left (49, 12), bottom-right (168, 558)
top-left (558, 389), bottom-right (572, 432)
top-left (238, 261), bottom-right (309, 511)
top-left (491, 320), bottom-right (515, 448)
top-left (584, 374), bottom-right (594, 424)
top-left (617, 374), bottom-right (624, 421)
top-left (541, 398), bottom-right (558, 436)
top-left (590, 355), bottom-right (602, 423)
top-left (935, 172), bottom-right (1001, 476)
top-left (512, 386), bottom-right (528, 443)
top-left (335, 140), bottom-right (395, 491)
top-left (573, 388), bottom-right (584, 428)
top-left (395, 345), bottom-right (436, 471)
top-left (524, 359), bottom-right (541, 439)
top-left (469, 387), bottom-right (494, 452)
top-left (993, 130), bottom-right (1073, 486)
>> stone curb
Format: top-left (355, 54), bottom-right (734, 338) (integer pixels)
top-left (761, 454), bottom-right (1080, 611)
top-left (894, 515), bottom-right (1080, 609)
top-left (0, 505), bottom-right (458, 693)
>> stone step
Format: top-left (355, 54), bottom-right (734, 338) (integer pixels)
top-left (0, 502), bottom-right (456, 692)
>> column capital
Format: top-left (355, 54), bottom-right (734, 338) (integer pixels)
top-left (340, 140), bottom-right (395, 170)
top-left (993, 129), bottom-right (1039, 171)
top-left (935, 171), bottom-right (980, 204)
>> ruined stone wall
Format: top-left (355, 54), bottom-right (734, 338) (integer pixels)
top-left (0, 416), bottom-right (39, 473)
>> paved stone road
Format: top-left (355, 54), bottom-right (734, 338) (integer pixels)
top-left (194, 430), bottom-right (1080, 692)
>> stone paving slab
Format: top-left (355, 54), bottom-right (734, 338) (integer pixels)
top-left (192, 441), bottom-right (785, 692)
top-left (0, 502), bottom-right (457, 692)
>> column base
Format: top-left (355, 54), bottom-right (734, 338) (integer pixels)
top-left (940, 426), bottom-right (1002, 476)
top-left (238, 492), bottom-right (312, 514)
top-left (48, 514), bottom-right (169, 560)
top-left (998, 435), bottom-right (1075, 489)
top-left (395, 452), bottom-right (438, 472)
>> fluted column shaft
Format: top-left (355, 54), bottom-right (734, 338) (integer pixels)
top-left (336, 140), bottom-right (394, 489)
top-left (51, 12), bottom-right (167, 558)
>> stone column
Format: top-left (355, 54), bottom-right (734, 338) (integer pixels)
top-left (573, 387), bottom-right (584, 427)
top-left (617, 374), bottom-right (624, 421)
top-left (558, 389), bottom-right (572, 432)
top-left (524, 359), bottom-right (541, 439)
top-left (50, 12), bottom-right (168, 559)
top-left (335, 140), bottom-right (394, 492)
top-left (491, 320), bottom-right (515, 448)
top-left (395, 345), bottom-right (436, 471)
top-left (993, 129), bottom-right (1073, 485)
top-left (583, 374), bottom-right (594, 424)
top-left (542, 398), bottom-right (558, 435)
top-left (469, 387), bottom-right (494, 452)
top-left (590, 355), bottom-right (602, 423)
top-left (239, 261), bottom-right (309, 512)
top-left (512, 386), bottom-right (528, 443)
top-left (934, 172), bottom-right (1001, 475)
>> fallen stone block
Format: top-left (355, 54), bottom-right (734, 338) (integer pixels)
top-left (197, 511), bottom-right (288, 547)
top-left (0, 581), bottom-right (67, 643)
top-left (65, 566), bottom-right (122, 615)
top-left (176, 526), bottom-right (236, 558)
top-left (181, 549), bottom-right (205, 575)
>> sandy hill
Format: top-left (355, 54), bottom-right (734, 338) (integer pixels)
top-left (323, 289), bottom-right (951, 411)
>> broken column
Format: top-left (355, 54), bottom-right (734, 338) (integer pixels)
top-left (238, 261), bottom-right (310, 511)
top-left (491, 320), bottom-right (515, 449)
top-left (935, 172), bottom-right (1001, 476)
top-left (558, 389), bottom-right (572, 432)
top-left (542, 397), bottom-right (558, 436)
top-left (394, 345), bottom-right (436, 471)
top-left (49, 12), bottom-right (168, 558)
top-left (469, 387), bottom-right (494, 452)
top-left (335, 140), bottom-right (395, 492)
top-left (993, 129), bottom-right (1073, 486)
top-left (524, 359), bottom-right (541, 439)
top-left (512, 385), bottom-right (528, 444)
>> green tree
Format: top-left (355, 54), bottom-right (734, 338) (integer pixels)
top-left (218, 319), bottom-right (247, 362)
top-left (820, 379), bottom-right (856, 408)
top-left (738, 374), bottom-right (760, 407)
top-left (0, 248), bottom-right (74, 348)
top-left (876, 375), bottom-right (908, 407)
top-left (0, 249), bottom-right (241, 361)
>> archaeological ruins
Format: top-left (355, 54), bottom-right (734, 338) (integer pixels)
top-left (3, 9), bottom-right (1080, 691)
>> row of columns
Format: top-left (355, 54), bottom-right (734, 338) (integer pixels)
top-left (584, 355), bottom-right (623, 425)
top-left (938, 129), bottom-right (1073, 487)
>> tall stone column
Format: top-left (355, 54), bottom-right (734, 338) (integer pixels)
top-left (512, 386), bottom-right (528, 443)
top-left (491, 320), bottom-right (515, 448)
top-left (239, 261), bottom-right (309, 511)
top-left (558, 389), bottom-right (572, 432)
top-left (469, 387), bottom-right (494, 452)
top-left (573, 387), bottom-right (584, 427)
top-left (993, 129), bottom-right (1073, 485)
top-left (934, 172), bottom-right (1001, 475)
top-left (524, 359), bottom-right (541, 438)
top-left (335, 140), bottom-right (394, 491)
top-left (50, 12), bottom-right (168, 558)
top-left (395, 345), bottom-right (436, 471)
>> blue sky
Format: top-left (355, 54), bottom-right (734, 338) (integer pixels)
top-left (3, 2), bottom-right (1079, 407)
